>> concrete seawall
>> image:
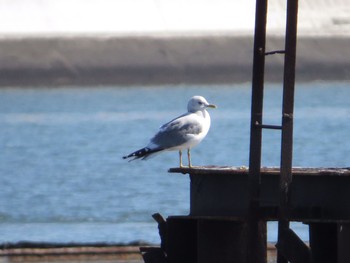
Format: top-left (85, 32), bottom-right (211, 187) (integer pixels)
top-left (0, 243), bottom-right (278, 263)
top-left (0, 34), bottom-right (349, 86)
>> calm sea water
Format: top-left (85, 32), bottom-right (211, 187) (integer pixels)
top-left (0, 82), bottom-right (349, 244)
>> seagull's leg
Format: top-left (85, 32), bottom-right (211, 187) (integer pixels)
top-left (187, 149), bottom-right (192, 168)
top-left (179, 150), bottom-right (183, 168)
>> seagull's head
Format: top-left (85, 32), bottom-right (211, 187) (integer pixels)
top-left (188, 96), bottom-right (217, 113)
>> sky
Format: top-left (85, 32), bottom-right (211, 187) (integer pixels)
top-left (0, 0), bottom-right (349, 36)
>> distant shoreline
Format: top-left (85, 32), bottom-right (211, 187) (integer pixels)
top-left (0, 34), bottom-right (349, 87)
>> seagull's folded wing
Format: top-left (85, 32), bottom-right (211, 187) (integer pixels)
top-left (150, 113), bottom-right (203, 149)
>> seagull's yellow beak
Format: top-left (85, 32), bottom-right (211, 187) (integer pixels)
top-left (207, 104), bottom-right (217, 109)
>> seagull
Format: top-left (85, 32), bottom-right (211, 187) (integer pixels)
top-left (123, 96), bottom-right (216, 168)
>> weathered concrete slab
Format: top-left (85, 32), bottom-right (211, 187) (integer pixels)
top-left (0, 35), bottom-right (349, 86)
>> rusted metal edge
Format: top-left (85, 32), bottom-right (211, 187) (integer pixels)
top-left (168, 166), bottom-right (350, 176)
top-left (171, 215), bottom-right (350, 224)
top-left (167, 215), bottom-right (350, 224)
top-left (167, 215), bottom-right (246, 222)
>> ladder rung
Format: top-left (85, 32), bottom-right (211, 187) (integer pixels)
top-left (255, 123), bottom-right (282, 130)
top-left (265, 50), bottom-right (285, 56)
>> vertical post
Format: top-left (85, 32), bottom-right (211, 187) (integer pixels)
top-left (248, 0), bottom-right (268, 262)
top-left (309, 223), bottom-right (338, 263)
top-left (249, 0), bottom-right (268, 179)
top-left (338, 223), bottom-right (350, 263)
top-left (277, 0), bottom-right (299, 262)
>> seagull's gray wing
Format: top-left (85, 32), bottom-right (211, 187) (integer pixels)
top-left (150, 113), bottom-right (203, 149)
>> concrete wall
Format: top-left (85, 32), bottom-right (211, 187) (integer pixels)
top-left (0, 34), bottom-right (349, 86)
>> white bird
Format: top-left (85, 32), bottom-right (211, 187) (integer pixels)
top-left (123, 96), bottom-right (216, 168)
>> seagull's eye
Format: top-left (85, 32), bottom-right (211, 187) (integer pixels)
top-left (198, 101), bottom-right (203, 105)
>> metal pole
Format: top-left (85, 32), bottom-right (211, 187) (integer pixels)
top-left (248, 0), bottom-right (268, 262)
top-left (277, 0), bottom-right (299, 262)
top-left (249, 0), bottom-right (268, 213)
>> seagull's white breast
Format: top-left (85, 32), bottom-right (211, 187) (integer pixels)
top-left (169, 109), bottom-right (211, 150)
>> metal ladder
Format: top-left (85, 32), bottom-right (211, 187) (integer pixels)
top-left (248, 0), bottom-right (311, 262)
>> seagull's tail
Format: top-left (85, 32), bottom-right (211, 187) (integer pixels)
top-left (123, 147), bottom-right (163, 161)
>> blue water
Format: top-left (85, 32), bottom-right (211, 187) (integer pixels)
top-left (0, 82), bottom-right (349, 244)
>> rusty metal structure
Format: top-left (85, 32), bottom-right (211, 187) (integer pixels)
top-left (140, 0), bottom-right (350, 262)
